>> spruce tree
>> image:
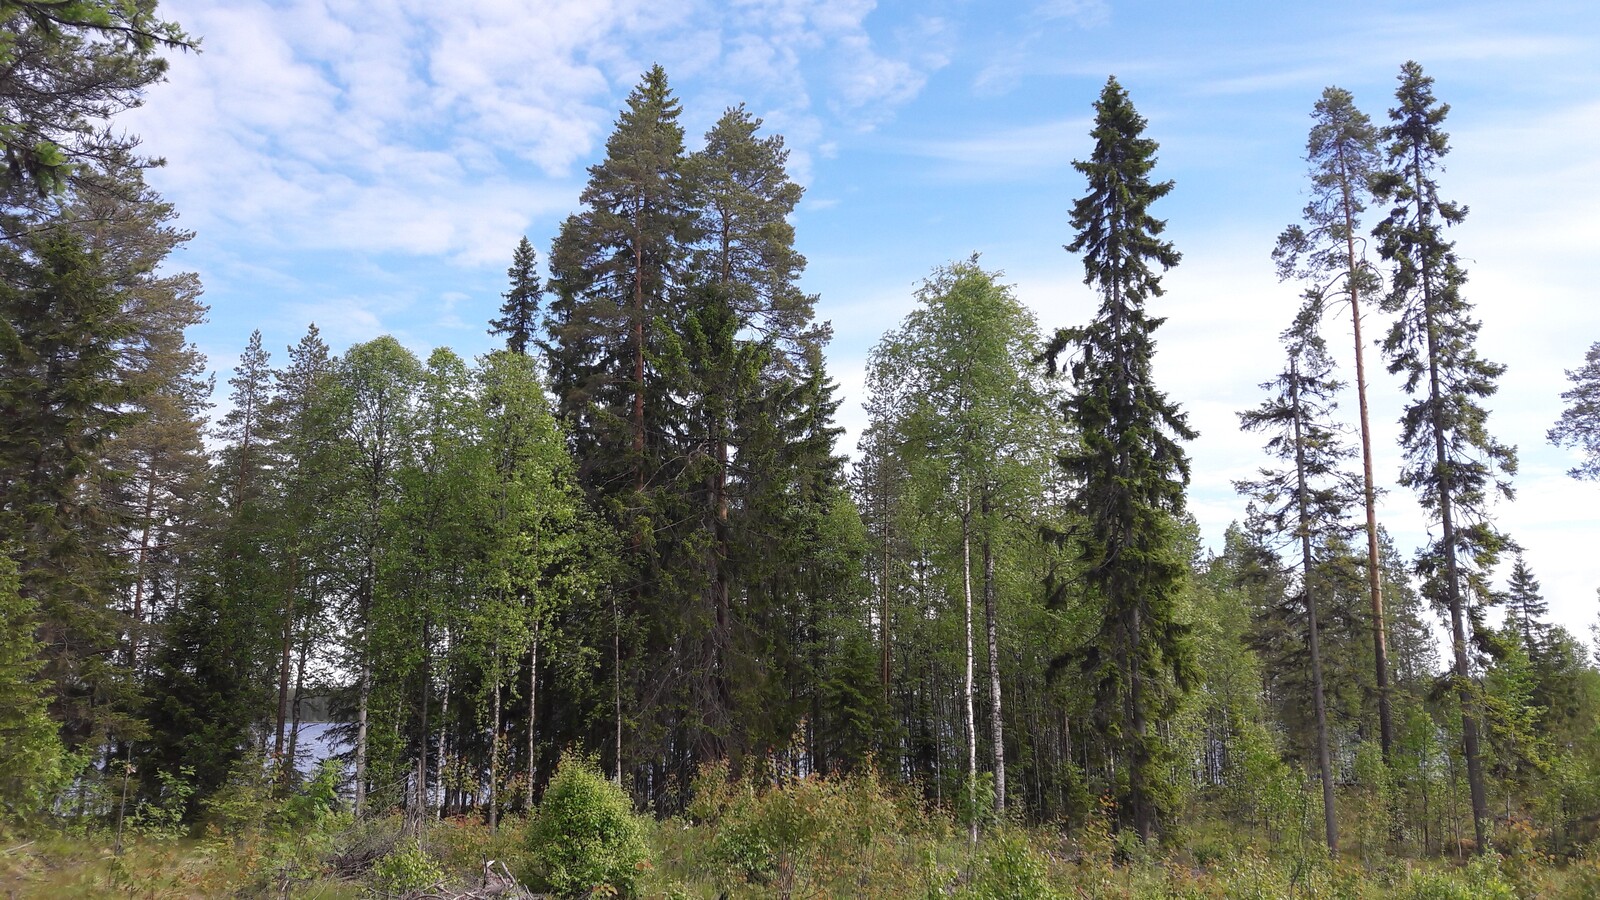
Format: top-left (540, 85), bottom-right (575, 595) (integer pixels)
top-left (489, 237), bottom-right (543, 355)
top-left (1549, 341), bottom-right (1600, 481)
top-left (1047, 76), bottom-right (1197, 843)
top-left (1372, 60), bottom-right (1517, 852)
top-left (0, 225), bottom-right (136, 748)
top-left (1504, 550), bottom-right (1548, 653)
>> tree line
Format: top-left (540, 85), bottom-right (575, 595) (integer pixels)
top-left (4, 0), bottom-right (1600, 860)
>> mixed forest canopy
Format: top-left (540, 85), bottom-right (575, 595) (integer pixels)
top-left (5, 1), bottom-right (1600, 895)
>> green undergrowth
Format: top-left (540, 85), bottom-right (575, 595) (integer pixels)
top-left (6, 761), bottom-right (1600, 898)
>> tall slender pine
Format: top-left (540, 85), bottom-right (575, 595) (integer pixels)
top-left (1274, 86), bottom-right (1397, 761)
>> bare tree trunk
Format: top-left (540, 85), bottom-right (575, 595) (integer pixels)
top-left (1338, 144), bottom-right (1393, 761)
top-left (438, 648), bottom-right (452, 820)
top-left (526, 633), bottom-right (538, 811)
top-left (489, 644), bottom-right (501, 831)
top-left (355, 655), bottom-right (371, 816)
top-left (417, 617), bottom-right (431, 842)
top-left (982, 489), bottom-right (1005, 815)
top-left (273, 555), bottom-right (300, 779)
top-left (287, 626), bottom-right (310, 779)
top-left (614, 593), bottom-right (623, 785)
top-left (962, 494), bottom-right (977, 846)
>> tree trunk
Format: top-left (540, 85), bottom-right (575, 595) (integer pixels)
top-left (354, 652), bottom-right (371, 816)
top-left (982, 489), bottom-right (1005, 815)
top-left (526, 633), bottom-right (538, 811)
top-left (1339, 143), bottom-right (1394, 761)
top-left (614, 593), bottom-right (623, 785)
top-left (962, 494), bottom-right (977, 846)
top-left (489, 645), bottom-right (501, 831)
top-left (1130, 603), bottom-right (1152, 843)
top-left (286, 625), bottom-right (310, 780)
top-left (273, 554), bottom-right (300, 779)
top-left (438, 650), bottom-right (452, 820)
top-left (127, 463), bottom-right (159, 672)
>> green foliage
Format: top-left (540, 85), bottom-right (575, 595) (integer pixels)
top-left (1549, 341), bottom-right (1600, 481)
top-left (964, 828), bottom-right (1061, 900)
top-left (0, 552), bottom-right (66, 820)
top-left (1399, 854), bottom-right (1516, 900)
top-left (1048, 74), bottom-right (1197, 843)
top-left (127, 765), bottom-right (194, 841)
top-left (526, 752), bottom-right (651, 897)
top-left (704, 767), bottom-right (921, 898)
top-left (370, 839), bottom-right (445, 897)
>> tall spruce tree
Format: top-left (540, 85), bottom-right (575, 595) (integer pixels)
top-left (0, 225), bottom-right (137, 749)
top-left (489, 237), bottom-right (543, 355)
top-left (1273, 86), bottom-right (1397, 760)
top-left (1046, 76), bottom-right (1197, 843)
top-left (1372, 60), bottom-right (1517, 853)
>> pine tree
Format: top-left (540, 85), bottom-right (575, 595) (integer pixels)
top-left (267, 324), bottom-right (337, 778)
top-left (546, 64), bottom-right (695, 499)
top-left (1274, 85), bottom-right (1398, 760)
top-left (1372, 60), bottom-right (1517, 853)
top-left (1236, 307), bottom-right (1362, 852)
top-left (1549, 342), bottom-right (1600, 481)
top-left (1046, 76), bottom-right (1197, 843)
top-left (489, 237), bottom-right (543, 355)
top-left (688, 104), bottom-right (822, 361)
top-left (0, 1), bottom-right (191, 208)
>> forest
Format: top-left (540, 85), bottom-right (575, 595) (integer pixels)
top-left (3, 2), bottom-right (1600, 898)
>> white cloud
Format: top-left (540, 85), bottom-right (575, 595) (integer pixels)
top-left (129, 0), bottom-right (941, 272)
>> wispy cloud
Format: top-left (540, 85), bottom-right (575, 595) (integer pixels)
top-left (131, 0), bottom-right (944, 274)
top-left (895, 118), bottom-right (1092, 180)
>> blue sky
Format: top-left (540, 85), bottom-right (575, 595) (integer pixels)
top-left (125, 0), bottom-right (1600, 634)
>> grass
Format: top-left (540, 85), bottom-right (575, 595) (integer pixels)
top-left (6, 767), bottom-right (1600, 899)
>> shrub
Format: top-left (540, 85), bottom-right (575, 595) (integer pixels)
top-left (1400, 854), bottom-right (1516, 900)
top-left (707, 767), bottom-right (920, 898)
top-left (965, 828), bottom-right (1060, 900)
top-left (526, 752), bottom-right (650, 897)
top-left (370, 839), bottom-right (444, 897)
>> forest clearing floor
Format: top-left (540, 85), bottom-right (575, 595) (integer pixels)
top-left (6, 770), bottom-right (1600, 900)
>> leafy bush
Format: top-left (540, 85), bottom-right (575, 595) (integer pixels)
top-left (706, 766), bottom-right (923, 898)
top-left (1400, 854), bottom-right (1516, 900)
top-left (964, 828), bottom-right (1060, 900)
top-left (370, 839), bottom-right (444, 897)
top-left (526, 751), bottom-right (651, 897)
